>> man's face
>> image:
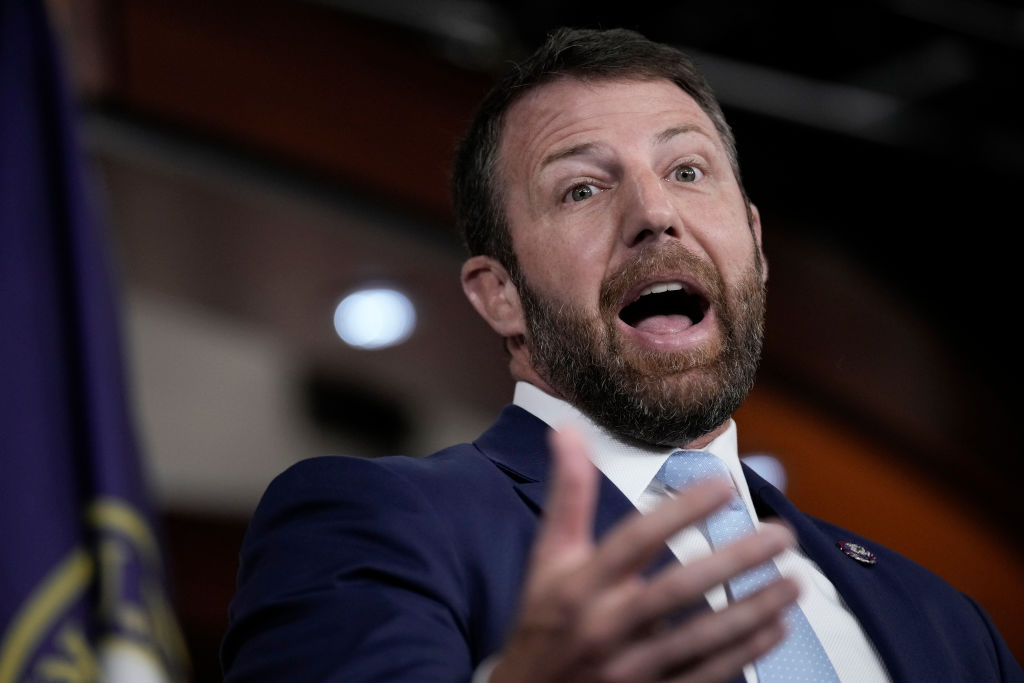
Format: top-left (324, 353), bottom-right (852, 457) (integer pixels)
top-left (498, 77), bottom-right (766, 447)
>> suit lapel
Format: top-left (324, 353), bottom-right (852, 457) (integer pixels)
top-left (743, 464), bottom-right (945, 683)
top-left (475, 405), bottom-right (676, 569)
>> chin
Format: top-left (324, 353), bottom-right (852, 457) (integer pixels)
top-left (567, 357), bottom-right (753, 448)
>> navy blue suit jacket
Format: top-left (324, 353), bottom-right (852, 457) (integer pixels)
top-left (222, 405), bottom-right (1023, 682)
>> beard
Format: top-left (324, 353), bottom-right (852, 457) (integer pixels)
top-left (516, 243), bottom-right (765, 447)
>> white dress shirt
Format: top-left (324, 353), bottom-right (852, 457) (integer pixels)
top-left (513, 381), bottom-right (890, 683)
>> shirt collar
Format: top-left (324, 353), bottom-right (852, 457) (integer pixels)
top-left (512, 381), bottom-right (753, 515)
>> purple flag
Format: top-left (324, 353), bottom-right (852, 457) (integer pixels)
top-left (0, 1), bottom-right (188, 680)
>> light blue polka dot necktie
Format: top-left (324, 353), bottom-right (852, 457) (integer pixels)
top-left (657, 451), bottom-right (840, 682)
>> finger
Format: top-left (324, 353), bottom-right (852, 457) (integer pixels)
top-left (603, 577), bottom-right (798, 682)
top-left (567, 575), bottom-right (648, 665)
top-left (531, 426), bottom-right (599, 563)
top-left (633, 524), bottom-right (795, 625)
top-left (577, 524), bottom-right (793, 661)
top-left (584, 478), bottom-right (733, 589)
top-left (575, 525), bottom-right (789, 655)
top-left (669, 618), bottom-right (786, 683)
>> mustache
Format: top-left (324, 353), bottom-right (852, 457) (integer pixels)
top-left (598, 243), bottom-right (724, 316)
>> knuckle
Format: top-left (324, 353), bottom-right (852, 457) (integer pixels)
top-left (574, 620), bottom-right (616, 658)
top-left (664, 573), bottom-right (700, 604)
top-left (550, 581), bottom-right (587, 616)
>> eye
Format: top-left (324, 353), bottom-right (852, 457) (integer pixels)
top-left (672, 164), bottom-right (703, 183)
top-left (566, 183), bottom-right (599, 202)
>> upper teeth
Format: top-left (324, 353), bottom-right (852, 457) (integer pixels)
top-left (639, 281), bottom-right (685, 297)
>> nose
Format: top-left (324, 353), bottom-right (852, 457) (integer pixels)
top-left (620, 172), bottom-right (681, 248)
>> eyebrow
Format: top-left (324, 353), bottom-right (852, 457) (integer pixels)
top-left (655, 124), bottom-right (708, 145)
top-left (539, 142), bottom-right (602, 171)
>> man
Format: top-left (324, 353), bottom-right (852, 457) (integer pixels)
top-left (221, 28), bottom-right (1023, 682)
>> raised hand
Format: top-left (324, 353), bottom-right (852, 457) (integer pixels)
top-left (490, 427), bottom-right (798, 683)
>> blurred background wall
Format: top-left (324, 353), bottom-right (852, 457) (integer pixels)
top-left (44, 0), bottom-right (1024, 679)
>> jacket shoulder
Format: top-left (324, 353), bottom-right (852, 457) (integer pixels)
top-left (222, 445), bottom-right (534, 682)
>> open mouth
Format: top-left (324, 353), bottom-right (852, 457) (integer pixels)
top-left (618, 281), bottom-right (708, 334)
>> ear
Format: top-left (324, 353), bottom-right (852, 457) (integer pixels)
top-left (750, 203), bottom-right (768, 283)
top-left (461, 255), bottom-right (526, 337)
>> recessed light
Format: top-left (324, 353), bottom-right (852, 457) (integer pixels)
top-left (333, 287), bottom-right (416, 350)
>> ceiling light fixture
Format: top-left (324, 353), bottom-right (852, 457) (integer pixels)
top-left (333, 286), bottom-right (416, 350)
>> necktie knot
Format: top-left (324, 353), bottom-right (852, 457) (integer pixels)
top-left (655, 450), bottom-right (732, 493)
top-left (656, 450), bottom-right (746, 551)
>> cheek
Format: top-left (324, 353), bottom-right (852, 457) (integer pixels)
top-left (516, 231), bottom-right (609, 309)
top-left (692, 201), bottom-right (757, 274)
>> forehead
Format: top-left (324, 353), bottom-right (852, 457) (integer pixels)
top-left (498, 77), bottom-right (722, 178)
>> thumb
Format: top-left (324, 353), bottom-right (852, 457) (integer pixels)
top-left (532, 426), bottom-right (599, 561)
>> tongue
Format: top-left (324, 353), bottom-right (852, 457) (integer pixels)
top-left (633, 314), bottom-right (694, 335)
